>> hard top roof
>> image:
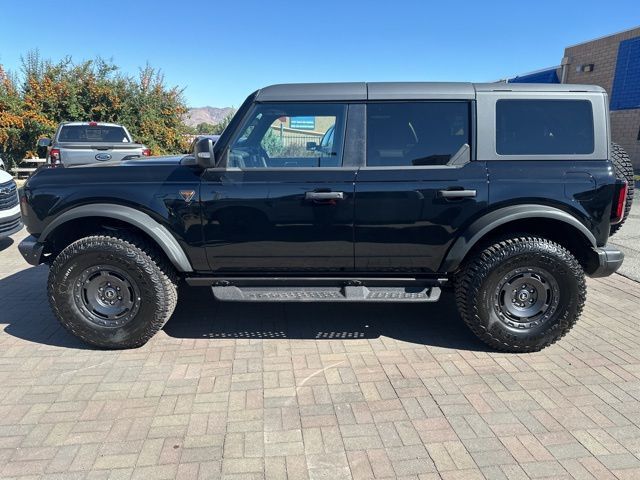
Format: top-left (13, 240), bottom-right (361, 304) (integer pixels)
top-left (255, 82), bottom-right (605, 102)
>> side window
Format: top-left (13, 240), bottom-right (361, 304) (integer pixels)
top-left (366, 102), bottom-right (470, 167)
top-left (229, 103), bottom-right (346, 168)
top-left (496, 100), bottom-right (594, 155)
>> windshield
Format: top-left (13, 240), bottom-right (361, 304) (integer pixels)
top-left (58, 125), bottom-right (131, 143)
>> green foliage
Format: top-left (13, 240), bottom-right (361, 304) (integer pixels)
top-left (196, 122), bottom-right (217, 134)
top-left (211, 113), bottom-right (233, 135)
top-left (194, 113), bottom-right (234, 135)
top-left (260, 128), bottom-right (285, 157)
top-left (0, 50), bottom-right (191, 166)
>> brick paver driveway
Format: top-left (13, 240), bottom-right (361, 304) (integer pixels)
top-left (1, 229), bottom-right (640, 480)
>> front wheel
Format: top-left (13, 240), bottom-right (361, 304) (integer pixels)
top-left (48, 233), bottom-right (177, 348)
top-left (455, 236), bottom-right (586, 352)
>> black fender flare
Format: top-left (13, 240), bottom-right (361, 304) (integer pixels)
top-left (440, 204), bottom-right (597, 272)
top-left (40, 203), bottom-right (193, 272)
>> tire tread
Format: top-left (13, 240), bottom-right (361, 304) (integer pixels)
top-left (48, 232), bottom-right (177, 348)
top-left (455, 236), bottom-right (586, 353)
top-left (610, 143), bottom-right (635, 236)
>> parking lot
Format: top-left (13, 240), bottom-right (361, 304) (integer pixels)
top-left (1, 228), bottom-right (640, 480)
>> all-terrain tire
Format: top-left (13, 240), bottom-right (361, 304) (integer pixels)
top-left (610, 143), bottom-right (635, 236)
top-left (48, 233), bottom-right (178, 349)
top-left (455, 236), bottom-right (586, 353)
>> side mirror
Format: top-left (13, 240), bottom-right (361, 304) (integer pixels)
top-left (306, 141), bottom-right (318, 151)
top-left (194, 137), bottom-right (216, 168)
top-left (37, 138), bottom-right (51, 148)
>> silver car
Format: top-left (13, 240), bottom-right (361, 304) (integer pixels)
top-left (38, 122), bottom-right (151, 166)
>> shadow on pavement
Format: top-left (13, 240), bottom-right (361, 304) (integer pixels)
top-left (0, 267), bottom-right (488, 352)
top-left (0, 237), bottom-right (14, 253)
top-left (0, 265), bottom-right (91, 349)
top-left (163, 286), bottom-right (489, 352)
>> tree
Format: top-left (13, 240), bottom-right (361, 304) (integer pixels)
top-left (196, 122), bottom-right (217, 134)
top-left (0, 51), bottom-right (191, 167)
top-left (211, 112), bottom-right (233, 135)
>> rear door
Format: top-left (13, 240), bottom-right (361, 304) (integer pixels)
top-left (354, 100), bottom-right (488, 273)
top-left (201, 102), bottom-right (357, 273)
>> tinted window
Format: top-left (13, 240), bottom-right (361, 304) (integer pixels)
top-left (229, 103), bottom-right (346, 168)
top-left (366, 102), bottom-right (470, 167)
top-left (58, 125), bottom-right (130, 143)
top-left (496, 100), bottom-right (594, 155)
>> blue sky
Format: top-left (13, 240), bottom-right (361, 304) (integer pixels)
top-left (0, 0), bottom-right (638, 107)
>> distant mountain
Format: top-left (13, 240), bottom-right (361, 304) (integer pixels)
top-left (183, 107), bottom-right (235, 127)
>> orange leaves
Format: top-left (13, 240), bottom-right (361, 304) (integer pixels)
top-left (1, 52), bottom-right (190, 161)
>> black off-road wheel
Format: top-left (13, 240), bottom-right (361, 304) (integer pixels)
top-left (48, 233), bottom-right (178, 349)
top-left (610, 143), bottom-right (635, 236)
top-left (455, 237), bottom-right (586, 353)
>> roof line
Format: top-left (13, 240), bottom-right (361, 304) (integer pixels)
top-left (565, 25), bottom-right (640, 49)
top-left (505, 65), bottom-right (560, 83)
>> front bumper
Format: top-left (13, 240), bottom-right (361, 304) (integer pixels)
top-left (18, 234), bottom-right (45, 266)
top-left (589, 246), bottom-right (624, 278)
top-left (0, 212), bottom-right (23, 238)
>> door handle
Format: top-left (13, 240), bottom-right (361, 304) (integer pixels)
top-left (439, 189), bottom-right (476, 199)
top-left (305, 191), bottom-right (345, 201)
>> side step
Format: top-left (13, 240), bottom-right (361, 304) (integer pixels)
top-left (210, 285), bottom-right (441, 302)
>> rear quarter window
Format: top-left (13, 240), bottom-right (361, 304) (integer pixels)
top-left (496, 99), bottom-right (594, 155)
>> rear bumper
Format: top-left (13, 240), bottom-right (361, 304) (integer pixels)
top-left (589, 246), bottom-right (624, 278)
top-left (18, 235), bottom-right (44, 266)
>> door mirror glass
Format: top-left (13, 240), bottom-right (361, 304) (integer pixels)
top-left (37, 138), bottom-right (51, 148)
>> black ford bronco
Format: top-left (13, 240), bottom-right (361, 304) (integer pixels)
top-left (19, 82), bottom-right (634, 352)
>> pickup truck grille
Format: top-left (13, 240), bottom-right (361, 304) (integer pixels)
top-left (0, 181), bottom-right (19, 211)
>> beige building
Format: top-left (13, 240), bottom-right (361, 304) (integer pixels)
top-left (562, 27), bottom-right (640, 168)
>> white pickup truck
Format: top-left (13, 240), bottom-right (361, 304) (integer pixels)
top-left (38, 122), bottom-right (151, 166)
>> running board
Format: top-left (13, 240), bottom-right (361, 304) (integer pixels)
top-left (210, 285), bottom-right (441, 302)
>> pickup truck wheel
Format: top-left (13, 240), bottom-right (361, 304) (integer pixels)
top-left (48, 234), bottom-right (177, 349)
top-left (455, 237), bottom-right (586, 353)
top-left (610, 143), bottom-right (634, 236)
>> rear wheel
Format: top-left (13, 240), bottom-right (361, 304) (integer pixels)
top-left (48, 233), bottom-right (177, 348)
top-left (610, 143), bottom-right (635, 236)
top-left (456, 236), bottom-right (586, 352)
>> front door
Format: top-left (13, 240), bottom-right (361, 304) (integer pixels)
top-left (201, 102), bottom-right (356, 273)
top-left (354, 101), bottom-right (488, 273)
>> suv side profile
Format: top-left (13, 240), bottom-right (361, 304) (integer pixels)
top-left (18, 82), bottom-right (633, 352)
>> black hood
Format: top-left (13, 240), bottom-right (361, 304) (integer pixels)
top-left (77, 155), bottom-right (185, 168)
